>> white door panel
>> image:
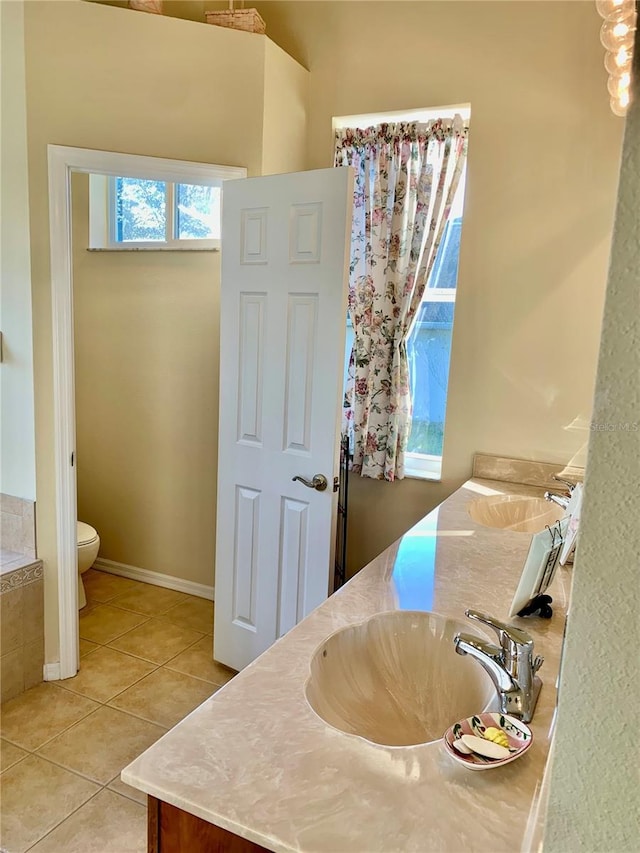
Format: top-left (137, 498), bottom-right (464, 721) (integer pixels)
top-left (214, 168), bottom-right (353, 671)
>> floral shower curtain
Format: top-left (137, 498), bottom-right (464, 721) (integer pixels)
top-left (335, 117), bottom-right (468, 481)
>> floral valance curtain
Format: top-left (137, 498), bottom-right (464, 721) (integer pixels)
top-left (335, 117), bottom-right (468, 481)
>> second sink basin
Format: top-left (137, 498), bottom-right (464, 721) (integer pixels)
top-left (468, 494), bottom-right (564, 533)
top-left (304, 611), bottom-right (494, 748)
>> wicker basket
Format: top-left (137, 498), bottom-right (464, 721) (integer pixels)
top-left (205, 8), bottom-right (266, 35)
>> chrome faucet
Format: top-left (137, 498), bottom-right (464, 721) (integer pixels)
top-left (454, 609), bottom-right (543, 722)
top-left (551, 475), bottom-right (577, 492)
top-left (544, 492), bottom-right (571, 510)
top-left (543, 474), bottom-right (576, 511)
top-left (544, 474), bottom-right (576, 509)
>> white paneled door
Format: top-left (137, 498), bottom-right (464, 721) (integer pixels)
top-left (214, 168), bottom-right (354, 671)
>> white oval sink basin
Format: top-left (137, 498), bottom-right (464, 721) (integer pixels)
top-left (468, 494), bottom-right (563, 533)
top-left (304, 611), bottom-right (494, 747)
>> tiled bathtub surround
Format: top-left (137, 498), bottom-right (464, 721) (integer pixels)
top-left (1, 563), bottom-right (44, 703)
top-left (1, 494), bottom-right (43, 702)
top-left (1, 494), bottom-right (36, 561)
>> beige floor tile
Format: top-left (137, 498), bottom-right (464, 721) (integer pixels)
top-left (79, 604), bottom-right (148, 644)
top-left (0, 738), bottom-right (28, 773)
top-left (109, 667), bottom-right (217, 728)
top-left (161, 596), bottom-right (214, 634)
top-left (81, 569), bottom-right (140, 603)
top-left (79, 598), bottom-right (98, 616)
top-left (109, 584), bottom-right (188, 616)
top-left (0, 683), bottom-right (99, 751)
top-left (79, 638), bottom-right (100, 658)
top-left (166, 636), bottom-right (237, 686)
top-left (58, 647), bottom-right (156, 703)
top-left (37, 705), bottom-right (166, 785)
top-left (107, 774), bottom-right (147, 806)
top-left (0, 754), bottom-right (99, 853)
top-left (108, 618), bottom-right (204, 665)
top-left (29, 788), bottom-right (146, 853)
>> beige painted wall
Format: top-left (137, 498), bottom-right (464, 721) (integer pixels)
top-left (24, 0), bottom-right (306, 662)
top-left (238, 0), bottom-right (624, 573)
top-left (22, 0), bottom-right (625, 668)
top-left (91, 3), bottom-right (624, 572)
top-left (262, 38), bottom-right (308, 175)
top-left (543, 43), bottom-right (640, 852)
top-left (71, 174), bottom-right (220, 587)
top-left (0, 0), bottom-right (36, 501)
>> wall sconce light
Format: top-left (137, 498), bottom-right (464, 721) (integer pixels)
top-left (597, 0), bottom-right (637, 116)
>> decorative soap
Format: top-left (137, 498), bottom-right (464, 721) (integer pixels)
top-left (483, 726), bottom-right (509, 748)
top-left (460, 734), bottom-right (511, 760)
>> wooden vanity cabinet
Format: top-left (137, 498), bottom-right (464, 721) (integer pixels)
top-left (148, 796), bottom-right (270, 853)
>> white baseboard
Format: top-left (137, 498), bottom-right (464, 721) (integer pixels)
top-left (93, 557), bottom-right (214, 601)
top-left (43, 662), bottom-right (62, 681)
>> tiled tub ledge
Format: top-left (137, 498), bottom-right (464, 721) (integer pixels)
top-left (0, 553), bottom-right (43, 582)
top-left (1, 559), bottom-right (44, 703)
top-left (1, 493), bottom-right (37, 560)
top-left (123, 461), bottom-right (576, 852)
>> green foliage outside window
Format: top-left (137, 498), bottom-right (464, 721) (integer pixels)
top-left (115, 177), bottom-right (166, 242)
top-left (114, 178), bottom-right (220, 243)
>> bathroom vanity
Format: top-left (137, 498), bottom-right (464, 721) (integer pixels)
top-left (123, 456), bottom-right (578, 852)
top-left (147, 796), bottom-right (268, 851)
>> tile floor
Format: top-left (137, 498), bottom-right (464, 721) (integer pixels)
top-left (0, 570), bottom-right (235, 853)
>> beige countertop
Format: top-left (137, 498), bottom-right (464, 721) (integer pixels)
top-left (122, 473), bottom-right (571, 852)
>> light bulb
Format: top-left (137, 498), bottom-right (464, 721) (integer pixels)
top-left (596, 0), bottom-right (636, 23)
top-left (600, 17), bottom-right (637, 51)
top-left (610, 89), bottom-right (631, 116)
top-left (604, 45), bottom-right (632, 74)
top-left (607, 71), bottom-right (631, 97)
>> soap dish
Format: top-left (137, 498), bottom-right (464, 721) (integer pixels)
top-left (443, 712), bottom-right (533, 771)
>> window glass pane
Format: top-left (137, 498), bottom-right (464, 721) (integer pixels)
top-left (176, 184), bottom-right (220, 240)
top-left (344, 315), bottom-right (355, 386)
top-left (431, 217), bottom-right (462, 289)
top-left (406, 299), bottom-right (455, 457)
top-left (115, 177), bottom-right (166, 242)
top-left (406, 177), bottom-right (465, 459)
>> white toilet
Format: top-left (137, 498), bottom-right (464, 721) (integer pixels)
top-left (77, 521), bottom-right (100, 609)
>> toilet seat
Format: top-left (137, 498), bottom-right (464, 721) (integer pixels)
top-left (77, 521), bottom-right (98, 546)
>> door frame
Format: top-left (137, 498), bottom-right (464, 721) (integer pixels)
top-left (47, 145), bottom-right (246, 679)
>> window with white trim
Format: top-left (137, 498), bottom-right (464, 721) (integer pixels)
top-left (88, 166), bottom-right (240, 250)
top-left (337, 105), bottom-right (469, 481)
